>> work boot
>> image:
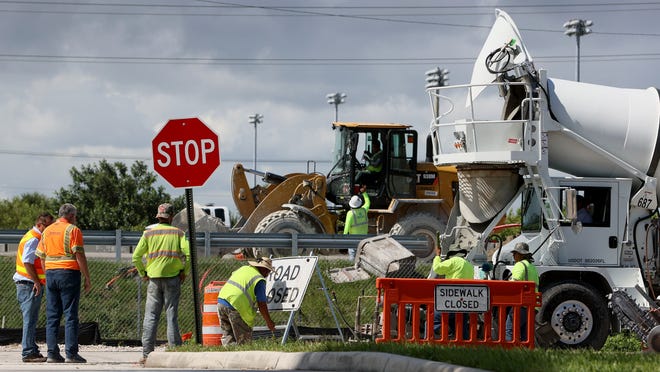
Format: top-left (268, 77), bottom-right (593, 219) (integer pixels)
top-left (65, 354), bottom-right (87, 363)
top-left (46, 354), bottom-right (65, 363)
top-left (22, 353), bottom-right (47, 363)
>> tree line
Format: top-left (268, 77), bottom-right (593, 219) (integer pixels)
top-left (0, 160), bottom-right (185, 231)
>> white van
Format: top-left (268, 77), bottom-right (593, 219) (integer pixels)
top-left (200, 205), bottom-right (230, 227)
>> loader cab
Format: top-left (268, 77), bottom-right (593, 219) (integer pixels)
top-left (326, 122), bottom-right (418, 209)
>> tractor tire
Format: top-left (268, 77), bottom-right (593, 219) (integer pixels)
top-left (539, 282), bottom-right (610, 349)
top-left (253, 210), bottom-right (316, 257)
top-left (389, 212), bottom-right (445, 261)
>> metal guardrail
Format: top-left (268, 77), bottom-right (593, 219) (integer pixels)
top-left (0, 230), bottom-right (431, 260)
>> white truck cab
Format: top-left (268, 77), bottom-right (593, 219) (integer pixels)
top-left (200, 205), bottom-right (230, 227)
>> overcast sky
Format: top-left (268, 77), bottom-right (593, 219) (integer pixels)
top-left (1, 0), bottom-right (659, 214)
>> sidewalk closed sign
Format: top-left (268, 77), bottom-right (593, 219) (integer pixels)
top-left (435, 284), bottom-right (490, 312)
top-left (266, 256), bottom-right (317, 311)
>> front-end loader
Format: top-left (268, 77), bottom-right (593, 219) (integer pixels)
top-left (231, 121), bottom-right (457, 260)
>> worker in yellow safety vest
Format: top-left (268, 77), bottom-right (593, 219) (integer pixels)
top-left (132, 203), bottom-right (190, 363)
top-left (432, 245), bottom-right (475, 339)
top-left (217, 257), bottom-right (276, 345)
top-left (363, 140), bottom-right (383, 173)
top-left (506, 242), bottom-right (540, 342)
top-left (357, 140), bottom-right (383, 187)
top-left (343, 185), bottom-right (370, 261)
top-left (14, 212), bottom-right (54, 363)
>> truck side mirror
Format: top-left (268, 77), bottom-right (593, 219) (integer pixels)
top-left (565, 188), bottom-right (577, 220)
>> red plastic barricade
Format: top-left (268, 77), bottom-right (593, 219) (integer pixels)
top-left (202, 281), bottom-right (225, 346)
top-left (376, 278), bottom-right (541, 348)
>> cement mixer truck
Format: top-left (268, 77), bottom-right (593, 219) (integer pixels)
top-left (428, 10), bottom-right (660, 349)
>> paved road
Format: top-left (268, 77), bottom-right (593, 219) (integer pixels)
top-left (0, 350), bottom-right (148, 371)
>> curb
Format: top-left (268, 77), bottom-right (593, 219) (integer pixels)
top-left (146, 351), bottom-right (489, 371)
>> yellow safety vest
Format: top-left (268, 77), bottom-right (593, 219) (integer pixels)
top-left (218, 266), bottom-right (265, 327)
top-left (346, 208), bottom-right (368, 234)
top-left (15, 228), bottom-right (46, 284)
top-left (344, 192), bottom-right (370, 235)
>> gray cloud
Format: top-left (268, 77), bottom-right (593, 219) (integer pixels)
top-left (0, 0), bottom-right (658, 211)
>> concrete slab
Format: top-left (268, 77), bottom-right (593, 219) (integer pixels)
top-left (146, 351), bottom-right (489, 371)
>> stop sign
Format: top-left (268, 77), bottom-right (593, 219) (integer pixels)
top-left (152, 117), bottom-right (220, 188)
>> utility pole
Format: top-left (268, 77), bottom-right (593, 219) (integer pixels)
top-left (563, 19), bottom-right (593, 82)
top-left (326, 92), bottom-right (347, 122)
top-left (248, 113), bottom-right (263, 184)
top-left (425, 67), bottom-right (450, 122)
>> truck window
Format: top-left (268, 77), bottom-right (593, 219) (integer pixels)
top-left (201, 206), bottom-right (228, 226)
top-left (521, 187), bottom-right (542, 232)
top-left (560, 187), bottom-right (611, 227)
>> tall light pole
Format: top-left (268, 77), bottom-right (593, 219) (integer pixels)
top-left (563, 19), bottom-right (593, 82)
top-left (248, 113), bottom-right (263, 184)
top-left (326, 92), bottom-right (347, 122)
top-left (425, 67), bottom-right (449, 121)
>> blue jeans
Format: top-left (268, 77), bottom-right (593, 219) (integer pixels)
top-left (505, 306), bottom-right (529, 341)
top-left (45, 269), bottom-right (81, 358)
top-left (16, 281), bottom-right (43, 358)
top-left (434, 311), bottom-right (470, 340)
top-left (142, 276), bottom-right (182, 357)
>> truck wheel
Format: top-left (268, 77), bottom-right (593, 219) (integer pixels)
top-left (253, 210), bottom-right (316, 257)
top-left (389, 213), bottom-right (445, 260)
top-left (539, 282), bottom-right (610, 349)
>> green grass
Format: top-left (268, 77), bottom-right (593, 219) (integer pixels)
top-left (0, 255), bottom-right (385, 341)
top-left (3, 255), bottom-right (658, 371)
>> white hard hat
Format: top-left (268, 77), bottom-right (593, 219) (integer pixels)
top-left (349, 195), bottom-right (363, 208)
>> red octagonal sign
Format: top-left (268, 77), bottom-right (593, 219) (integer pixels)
top-left (152, 117), bottom-right (220, 188)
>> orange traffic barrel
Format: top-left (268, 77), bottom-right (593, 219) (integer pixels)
top-left (202, 281), bottom-right (225, 345)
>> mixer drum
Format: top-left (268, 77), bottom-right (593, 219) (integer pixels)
top-left (547, 79), bottom-right (660, 186)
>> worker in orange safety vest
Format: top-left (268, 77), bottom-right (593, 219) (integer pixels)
top-left (36, 203), bottom-right (91, 364)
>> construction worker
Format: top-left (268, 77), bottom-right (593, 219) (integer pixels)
top-left (132, 203), bottom-right (190, 363)
top-left (217, 257), bottom-right (276, 345)
top-left (14, 212), bottom-right (54, 363)
top-left (432, 245), bottom-right (474, 339)
top-left (576, 195), bottom-right (593, 224)
top-left (363, 140), bottom-right (383, 173)
top-left (343, 185), bottom-right (370, 261)
top-left (36, 203), bottom-right (91, 364)
top-left (357, 140), bottom-right (383, 187)
top-left (506, 242), bottom-right (539, 341)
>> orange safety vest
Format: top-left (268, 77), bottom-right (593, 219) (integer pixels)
top-left (37, 218), bottom-right (83, 271)
top-left (15, 228), bottom-right (46, 284)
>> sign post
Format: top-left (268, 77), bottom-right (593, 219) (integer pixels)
top-left (266, 255), bottom-right (344, 344)
top-left (152, 117), bottom-right (220, 344)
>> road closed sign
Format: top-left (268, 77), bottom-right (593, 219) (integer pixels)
top-left (435, 284), bottom-right (490, 313)
top-left (266, 256), bottom-right (318, 311)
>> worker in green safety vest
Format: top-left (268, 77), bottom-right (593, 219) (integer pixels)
top-left (217, 257), bottom-right (276, 345)
top-left (506, 242), bottom-right (539, 342)
top-left (343, 185), bottom-right (370, 261)
top-left (432, 246), bottom-right (475, 339)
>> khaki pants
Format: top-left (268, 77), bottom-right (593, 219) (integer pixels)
top-left (217, 303), bottom-right (252, 345)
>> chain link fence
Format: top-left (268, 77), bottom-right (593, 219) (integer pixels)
top-left (0, 233), bottom-right (430, 344)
